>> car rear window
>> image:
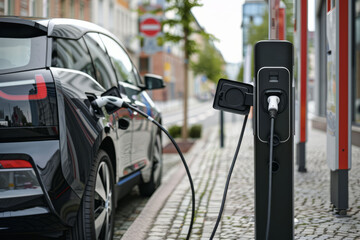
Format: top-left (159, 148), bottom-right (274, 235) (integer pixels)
top-left (0, 37), bottom-right (31, 68)
top-left (0, 36), bottom-right (47, 74)
top-left (0, 20), bottom-right (47, 75)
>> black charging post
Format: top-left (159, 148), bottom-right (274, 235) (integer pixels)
top-left (254, 41), bottom-right (294, 239)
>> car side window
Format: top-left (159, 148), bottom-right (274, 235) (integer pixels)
top-left (51, 37), bottom-right (96, 79)
top-left (83, 33), bottom-right (117, 90)
top-left (133, 67), bottom-right (145, 87)
top-left (99, 34), bottom-right (137, 86)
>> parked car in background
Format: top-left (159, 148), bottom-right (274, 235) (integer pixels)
top-left (0, 17), bottom-right (164, 239)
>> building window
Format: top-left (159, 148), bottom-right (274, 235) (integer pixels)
top-left (0, 0), bottom-right (6, 15)
top-left (61, 0), bottom-right (66, 17)
top-left (98, 0), bottom-right (103, 26)
top-left (354, 0), bottom-right (360, 124)
top-left (20, 0), bottom-right (28, 16)
top-left (139, 57), bottom-right (150, 73)
top-left (70, 0), bottom-right (74, 18)
top-left (80, 0), bottom-right (84, 19)
top-left (109, 3), bottom-right (114, 31)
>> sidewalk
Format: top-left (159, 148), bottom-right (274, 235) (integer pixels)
top-left (154, 97), bottom-right (205, 115)
top-left (123, 120), bottom-right (360, 240)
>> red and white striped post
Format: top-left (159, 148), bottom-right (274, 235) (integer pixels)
top-left (278, 1), bottom-right (286, 40)
top-left (269, 0), bottom-right (280, 39)
top-left (294, 0), bottom-right (308, 173)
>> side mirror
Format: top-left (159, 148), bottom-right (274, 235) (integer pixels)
top-left (101, 86), bottom-right (121, 114)
top-left (144, 74), bottom-right (165, 90)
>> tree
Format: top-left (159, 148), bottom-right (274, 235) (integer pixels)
top-left (162, 0), bottom-right (210, 139)
top-left (191, 42), bottom-right (225, 83)
top-left (236, 63), bottom-right (244, 82)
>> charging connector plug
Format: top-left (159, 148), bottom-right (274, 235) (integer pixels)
top-left (267, 96), bottom-right (280, 118)
top-left (92, 96), bottom-right (130, 109)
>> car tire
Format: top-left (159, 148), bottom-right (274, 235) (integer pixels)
top-left (139, 134), bottom-right (162, 197)
top-left (68, 150), bottom-right (115, 240)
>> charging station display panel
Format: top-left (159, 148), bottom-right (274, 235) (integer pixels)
top-left (257, 67), bottom-right (291, 143)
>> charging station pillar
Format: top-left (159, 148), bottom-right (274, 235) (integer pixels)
top-left (294, 0), bottom-right (308, 173)
top-left (326, 0), bottom-right (352, 215)
top-left (254, 41), bottom-right (294, 239)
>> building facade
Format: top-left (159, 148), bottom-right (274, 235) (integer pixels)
top-left (91, 0), bottom-right (140, 62)
top-left (241, 0), bottom-right (267, 57)
top-left (0, 0), bottom-right (91, 20)
top-left (0, 0), bottom-right (140, 63)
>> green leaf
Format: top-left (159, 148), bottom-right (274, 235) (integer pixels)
top-left (191, 41), bottom-right (226, 83)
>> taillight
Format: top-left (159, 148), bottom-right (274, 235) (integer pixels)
top-left (0, 159), bottom-right (42, 196)
top-left (0, 74), bottom-right (47, 101)
top-left (0, 160), bottom-right (32, 169)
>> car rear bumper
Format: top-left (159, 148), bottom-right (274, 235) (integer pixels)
top-left (0, 211), bottom-right (68, 235)
top-left (0, 140), bottom-right (81, 233)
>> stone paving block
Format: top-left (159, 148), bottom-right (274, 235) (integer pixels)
top-left (142, 122), bottom-right (360, 239)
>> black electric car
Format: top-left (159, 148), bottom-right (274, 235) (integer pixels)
top-left (0, 17), bottom-right (164, 239)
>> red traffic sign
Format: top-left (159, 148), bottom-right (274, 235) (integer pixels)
top-left (140, 17), bottom-right (161, 37)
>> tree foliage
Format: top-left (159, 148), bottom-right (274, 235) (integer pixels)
top-left (236, 64), bottom-right (244, 82)
top-left (191, 42), bottom-right (225, 83)
top-left (162, 0), bottom-right (210, 59)
top-left (162, 0), bottom-right (210, 139)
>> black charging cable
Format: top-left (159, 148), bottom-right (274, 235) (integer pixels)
top-left (126, 104), bottom-right (196, 240)
top-left (265, 96), bottom-right (279, 240)
top-left (209, 114), bottom-right (249, 240)
top-left (92, 96), bottom-right (195, 239)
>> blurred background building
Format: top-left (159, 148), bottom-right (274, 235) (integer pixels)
top-left (240, 0), bottom-right (267, 84)
top-left (241, 0), bottom-right (267, 57)
top-left (0, 0), bottom-right (222, 103)
top-left (0, 0), bottom-right (91, 20)
top-left (91, 0), bottom-right (140, 61)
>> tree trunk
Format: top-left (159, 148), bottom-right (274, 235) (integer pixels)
top-left (182, 35), bottom-right (189, 139)
top-left (182, 57), bottom-right (189, 139)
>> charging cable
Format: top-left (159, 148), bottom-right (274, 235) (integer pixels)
top-left (92, 96), bottom-right (196, 240)
top-left (210, 114), bottom-right (249, 240)
top-left (265, 96), bottom-right (279, 240)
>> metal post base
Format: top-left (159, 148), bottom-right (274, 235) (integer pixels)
top-left (296, 142), bottom-right (307, 172)
top-left (330, 170), bottom-right (348, 216)
top-left (220, 111), bottom-right (224, 148)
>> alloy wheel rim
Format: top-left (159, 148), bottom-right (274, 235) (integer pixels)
top-left (94, 161), bottom-right (112, 240)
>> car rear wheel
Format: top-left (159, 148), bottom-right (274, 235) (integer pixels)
top-left (69, 150), bottom-right (115, 240)
top-left (139, 134), bottom-right (162, 197)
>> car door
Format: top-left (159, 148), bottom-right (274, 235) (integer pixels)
top-left (99, 34), bottom-right (152, 171)
top-left (84, 32), bottom-right (133, 179)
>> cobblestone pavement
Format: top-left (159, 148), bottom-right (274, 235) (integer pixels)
top-left (145, 120), bottom-right (360, 240)
top-left (113, 154), bottom-right (180, 239)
